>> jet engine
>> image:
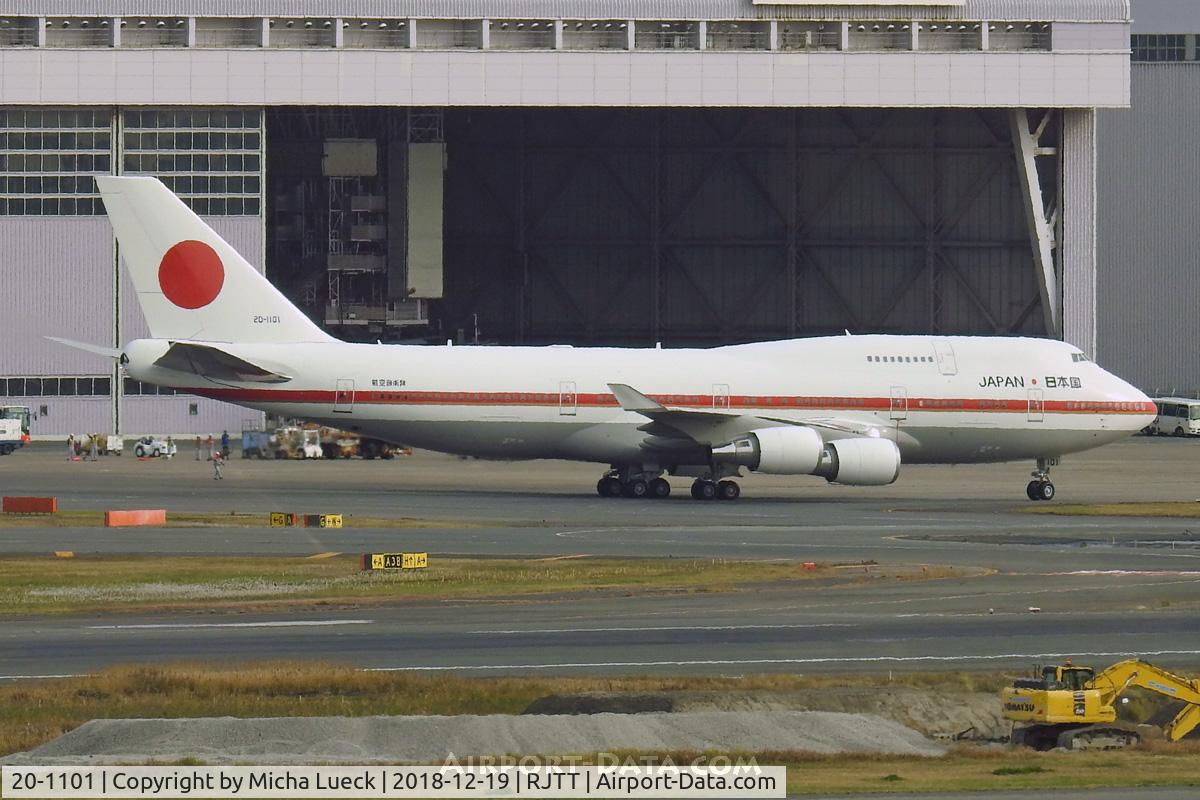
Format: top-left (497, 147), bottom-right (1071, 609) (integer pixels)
top-left (711, 427), bottom-right (901, 486)
top-left (815, 436), bottom-right (901, 486)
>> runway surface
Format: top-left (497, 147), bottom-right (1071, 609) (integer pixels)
top-left (2, 437), bottom-right (1199, 678)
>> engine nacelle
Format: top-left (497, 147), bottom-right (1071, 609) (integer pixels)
top-left (710, 427), bottom-right (901, 485)
top-left (710, 426), bottom-right (822, 475)
top-left (814, 437), bottom-right (901, 486)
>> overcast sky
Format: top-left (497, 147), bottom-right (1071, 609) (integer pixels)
top-left (1131, 0), bottom-right (1198, 33)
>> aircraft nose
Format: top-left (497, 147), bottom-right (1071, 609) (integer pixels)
top-left (1120, 380), bottom-right (1156, 431)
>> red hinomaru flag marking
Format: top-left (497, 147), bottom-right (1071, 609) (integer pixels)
top-left (158, 240), bottom-right (224, 309)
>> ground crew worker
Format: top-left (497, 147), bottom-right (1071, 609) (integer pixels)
top-left (212, 449), bottom-right (225, 480)
top-left (221, 430), bottom-right (231, 459)
top-left (206, 434), bottom-right (215, 460)
top-left (194, 436), bottom-right (202, 460)
top-left (89, 434), bottom-right (99, 461)
top-left (66, 434), bottom-right (75, 460)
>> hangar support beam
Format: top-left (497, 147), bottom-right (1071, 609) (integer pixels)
top-left (1009, 109), bottom-right (1062, 339)
top-left (1061, 109), bottom-right (1098, 358)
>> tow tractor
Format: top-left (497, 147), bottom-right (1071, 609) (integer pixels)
top-left (1003, 659), bottom-right (1200, 750)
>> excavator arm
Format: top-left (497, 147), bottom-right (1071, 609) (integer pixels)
top-left (1090, 660), bottom-right (1200, 741)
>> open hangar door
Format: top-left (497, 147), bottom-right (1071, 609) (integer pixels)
top-left (436, 108), bottom-right (1049, 347)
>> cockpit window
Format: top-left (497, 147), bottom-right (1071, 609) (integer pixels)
top-left (1071, 353), bottom-right (1090, 363)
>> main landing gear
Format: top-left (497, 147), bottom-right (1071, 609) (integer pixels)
top-left (595, 468), bottom-right (742, 500)
top-left (596, 473), bottom-right (671, 500)
top-left (689, 478), bottom-right (740, 501)
top-left (1025, 457), bottom-right (1056, 501)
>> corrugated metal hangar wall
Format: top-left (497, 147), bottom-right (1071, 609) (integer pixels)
top-left (1098, 64), bottom-right (1200, 396)
top-left (437, 108), bottom-right (1047, 346)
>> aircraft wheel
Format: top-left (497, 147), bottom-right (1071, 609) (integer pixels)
top-left (717, 480), bottom-right (741, 501)
top-left (690, 479), bottom-right (717, 501)
top-left (622, 479), bottom-right (649, 499)
top-left (649, 477), bottom-right (671, 499)
top-left (1026, 480), bottom-right (1041, 501)
top-left (1037, 481), bottom-right (1055, 501)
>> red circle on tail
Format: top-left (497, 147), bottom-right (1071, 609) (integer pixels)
top-left (158, 240), bottom-right (224, 309)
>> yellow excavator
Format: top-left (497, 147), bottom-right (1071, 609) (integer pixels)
top-left (1002, 659), bottom-right (1200, 750)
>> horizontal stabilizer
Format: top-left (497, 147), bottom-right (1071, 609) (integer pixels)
top-left (45, 337), bottom-right (123, 360)
top-left (153, 342), bottom-right (292, 384)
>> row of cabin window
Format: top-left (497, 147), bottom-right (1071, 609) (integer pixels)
top-left (868, 355), bottom-right (933, 364)
top-left (1067, 401), bottom-right (1143, 412)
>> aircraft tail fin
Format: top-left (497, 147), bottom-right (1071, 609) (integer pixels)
top-left (95, 176), bottom-right (331, 344)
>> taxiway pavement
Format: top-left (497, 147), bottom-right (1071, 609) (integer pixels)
top-left (1, 438), bottom-right (1198, 677)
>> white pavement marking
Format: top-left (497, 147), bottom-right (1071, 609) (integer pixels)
top-left (365, 649), bottom-right (1200, 672)
top-left (85, 619), bottom-right (374, 631)
top-left (469, 623), bottom-right (856, 635)
top-left (0, 674), bottom-right (80, 681)
top-left (1049, 570), bottom-right (1200, 576)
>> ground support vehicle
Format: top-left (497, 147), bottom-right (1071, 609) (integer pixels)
top-left (1003, 659), bottom-right (1200, 750)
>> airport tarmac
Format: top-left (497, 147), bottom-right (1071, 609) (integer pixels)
top-left (1, 437), bottom-right (1198, 678)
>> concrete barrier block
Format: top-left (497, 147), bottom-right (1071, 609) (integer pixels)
top-left (2, 496), bottom-right (58, 514)
top-left (104, 509), bottom-right (167, 527)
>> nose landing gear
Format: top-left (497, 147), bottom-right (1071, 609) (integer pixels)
top-left (1026, 457), bottom-right (1056, 501)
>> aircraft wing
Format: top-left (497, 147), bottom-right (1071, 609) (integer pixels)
top-left (607, 383), bottom-right (885, 446)
top-left (153, 342), bottom-right (292, 384)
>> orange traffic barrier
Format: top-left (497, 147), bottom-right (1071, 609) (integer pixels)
top-left (2, 496), bottom-right (57, 514)
top-left (104, 509), bottom-right (167, 527)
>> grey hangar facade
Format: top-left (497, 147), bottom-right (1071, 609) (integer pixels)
top-left (0, 0), bottom-right (1189, 438)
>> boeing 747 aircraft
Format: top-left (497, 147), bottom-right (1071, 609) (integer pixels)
top-left (55, 177), bottom-right (1155, 501)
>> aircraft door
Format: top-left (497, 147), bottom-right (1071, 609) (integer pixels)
top-left (333, 379), bottom-right (355, 413)
top-left (932, 340), bottom-right (958, 376)
top-left (1027, 388), bottom-right (1044, 422)
top-left (558, 381), bottom-right (577, 416)
top-left (712, 384), bottom-right (731, 410)
top-left (890, 386), bottom-right (908, 421)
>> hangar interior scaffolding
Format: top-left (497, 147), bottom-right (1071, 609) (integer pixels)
top-left (431, 107), bottom-right (1060, 346)
top-left (266, 107), bottom-right (443, 336)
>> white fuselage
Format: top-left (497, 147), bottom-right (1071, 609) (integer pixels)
top-left (124, 334), bottom-right (1155, 470)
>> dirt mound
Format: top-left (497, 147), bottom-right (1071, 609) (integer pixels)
top-left (2, 711), bottom-right (945, 765)
top-left (525, 688), bottom-right (1007, 741)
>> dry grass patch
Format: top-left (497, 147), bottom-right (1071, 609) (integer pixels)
top-left (509, 746), bottom-right (1200, 794)
top-left (0, 664), bottom-right (1016, 757)
top-left (0, 555), bottom-right (872, 615)
top-left (0, 511), bottom-right (500, 529)
top-left (7, 664), bottom-right (1197, 792)
top-left (775, 745), bottom-right (1200, 794)
top-left (1021, 502), bottom-right (1200, 518)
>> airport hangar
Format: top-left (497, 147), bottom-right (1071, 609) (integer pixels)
top-left (0, 0), bottom-right (1144, 439)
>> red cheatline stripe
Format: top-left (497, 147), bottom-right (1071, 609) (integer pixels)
top-left (190, 387), bottom-right (1155, 416)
